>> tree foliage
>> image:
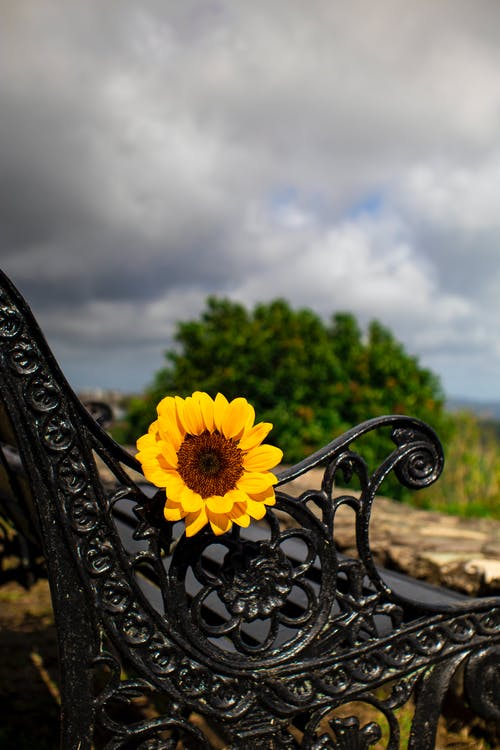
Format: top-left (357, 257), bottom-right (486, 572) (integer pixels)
top-left (122, 297), bottom-right (450, 497)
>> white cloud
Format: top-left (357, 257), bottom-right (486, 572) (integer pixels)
top-left (231, 209), bottom-right (473, 341)
top-left (1, 0), bottom-right (500, 399)
top-left (399, 158), bottom-right (500, 232)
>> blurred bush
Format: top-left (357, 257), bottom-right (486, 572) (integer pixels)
top-left (115, 297), bottom-right (455, 502)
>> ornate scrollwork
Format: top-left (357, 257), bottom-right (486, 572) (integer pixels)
top-left (102, 576), bottom-right (132, 614)
top-left (306, 715), bottom-right (382, 750)
top-left (166, 495), bottom-right (336, 664)
top-left (218, 541), bottom-right (293, 620)
top-left (1, 268), bottom-right (499, 749)
top-left (0, 303), bottom-right (22, 338)
top-left (69, 493), bottom-right (100, 533)
top-left (391, 426), bottom-right (444, 489)
top-left (464, 646), bottom-right (500, 721)
top-left (42, 414), bottom-right (74, 451)
top-left (27, 375), bottom-right (61, 411)
top-left (9, 336), bottom-right (40, 374)
top-left (93, 652), bottom-right (213, 750)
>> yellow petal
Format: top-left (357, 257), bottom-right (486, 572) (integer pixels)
top-left (249, 486), bottom-right (276, 506)
top-left (137, 455), bottom-right (164, 474)
top-left (142, 466), bottom-right (171, 487)
top-left (157, 397), bottom-right (185, 439)
top-left (148, 420), bottom-right (160, 435)
top-left (182, 396), bottom-right (205, 435)
top-left (173, 396), bottom-right (188, 434)
top-left (213, 392), bottom-right (229, 432)
top-left (157, 396), bottom-right (184, 437)
top-left (225, 488), bottom-right (250, 506)
top-left (208, 512), bottom-right (233, 535)
top-left (157, 415), bottom-right (183, 452)
top-left (136, 446), bottom-right (161, 463)
top-left (245, 498), bottom-right (268, 520)
top-left (185, 506), bottom-right (208, 536)
top-left (163, 502), bottom-right (185, 521)
top-left (243, 401), bottom-right (255, 430)
top-left (237, 471), bottom-right (278, 494)
top-left (230, 501), bottom-right (247, 516)
top-left (157, 441), bottom-right (178, 469)
top-left (156, 396), bottom-right (176, 417)
top-left (179, 485), bottom-right (203, 512)
top-left (229, 502), bottom-right (252, 527)
top-left (136, 452), bottom-right (158, 471)
top-left (243, 444), bottom-right (283, 472)
top-left (221, 397), bottom-right (252, 440)
top-left (237, 422), bottom-right (273, 451)
top-left (194, 391), bottom-right (215, 432)
top-left (136, 432), bottom-right (157, 452)
top-left (164, 472), bottom-right (188, 500)
top-left (137, 454), bottom-right (157, 470)
top-left (206, 494), bottom-right (235, 513)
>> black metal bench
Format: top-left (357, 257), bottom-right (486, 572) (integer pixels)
top-left (0, 268), bottom-right (498, 749)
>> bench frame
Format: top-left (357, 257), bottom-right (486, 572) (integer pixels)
top-left (0, 269), bottom-right (499, 749)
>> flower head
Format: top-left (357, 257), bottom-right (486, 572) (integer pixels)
top-left (136, 392), bottom-right (283, 536)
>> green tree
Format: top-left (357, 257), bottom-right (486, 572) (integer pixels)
top-left (122, 297), bottom-right (449, 497)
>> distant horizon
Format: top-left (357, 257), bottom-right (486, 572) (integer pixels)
top-left (75, 381), bottom-right (500, 408)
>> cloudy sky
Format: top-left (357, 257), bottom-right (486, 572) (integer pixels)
top-left (1, 1), bottom-right (500, 401)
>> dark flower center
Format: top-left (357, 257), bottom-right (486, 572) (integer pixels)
top-left (198, 451), bottom-right (222, 475)
top-left (177, 431), bottom-right (244, 499)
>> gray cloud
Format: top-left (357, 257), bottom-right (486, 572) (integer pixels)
top-left (1, 0), bottom-right (500, 398)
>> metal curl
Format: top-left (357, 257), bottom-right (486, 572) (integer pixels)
top-left (303, 703), bottom-right (388, 750)
top-left (391, 426), bottom-right (444, 490)
top-left (276, 415), bottom-right (443, 488)
top-left (464, 646), bottom-right (500, 721)
top-left (0, 303), bottom-right (22, 338)
top-left (101, 706), bottom-right (212, 749)
top-left (322, 450), bottom-right (368, 505)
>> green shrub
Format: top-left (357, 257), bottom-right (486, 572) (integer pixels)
top-left (120, 297), bottom-right (451, 501)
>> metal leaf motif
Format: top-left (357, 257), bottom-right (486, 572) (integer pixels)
top-left (326, 717), bottom-right (381, 750)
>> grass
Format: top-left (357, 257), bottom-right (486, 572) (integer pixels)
top-left (413, 412), bottom-right (500, 520)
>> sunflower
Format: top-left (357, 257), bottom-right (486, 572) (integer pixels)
top-left (136, 392), bottom-right (283, 536)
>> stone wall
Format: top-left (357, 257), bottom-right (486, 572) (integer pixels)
top-left (280, 469), bottom-right (500, 596)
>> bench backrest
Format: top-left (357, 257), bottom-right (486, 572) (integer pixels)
top-left (0, 269), bottom-right (498, 749)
